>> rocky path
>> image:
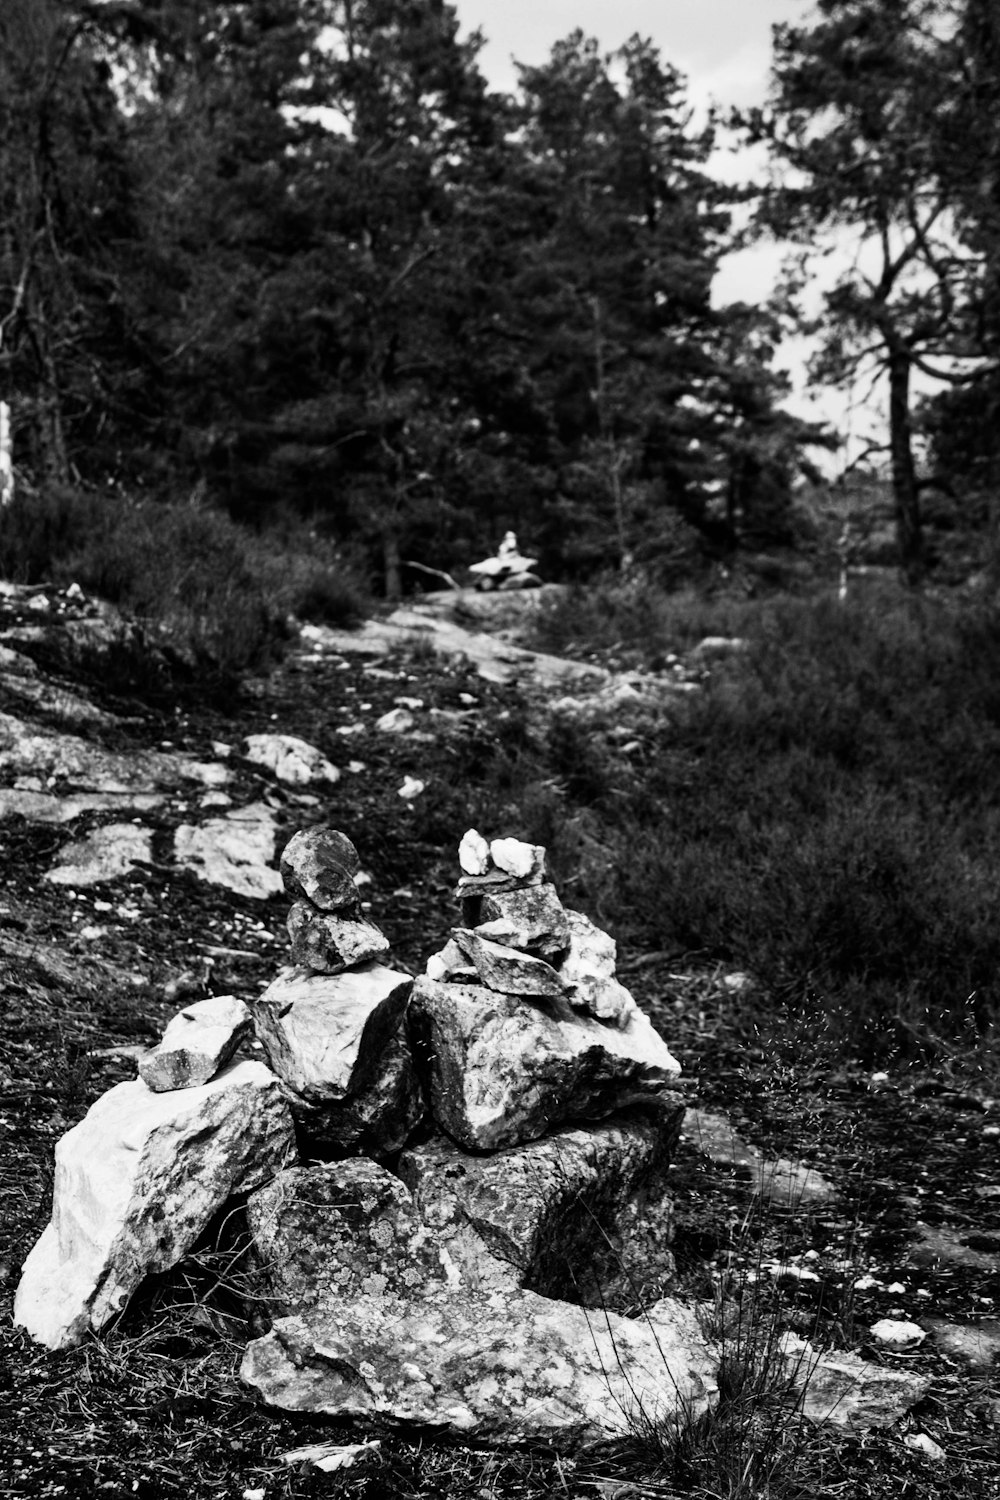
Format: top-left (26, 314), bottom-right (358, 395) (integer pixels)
top-left (1, 581), bottom-right (999, 1495)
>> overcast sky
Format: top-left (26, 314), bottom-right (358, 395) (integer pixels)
top-left (453, 0), bottom-right (812, 108)
top-left (451, 1), bottom-right (879, 465)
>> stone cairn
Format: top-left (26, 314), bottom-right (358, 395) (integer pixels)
top-left (13, 828), bottom-right (718, 1448)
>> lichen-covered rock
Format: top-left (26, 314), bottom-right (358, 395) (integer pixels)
top-left (451, 930), bottom-right (565, 999)
top-left (139, 995), bottom-right (252, 1092)
top-left (240, 1287), bottom-right (717, 1446)
top-left (279, 828), bottom-right (361, 911)
top-left (410, 978), bottom-right (682, 1150)
top-left (398, 1111), bottom-right (682, 1304)
top-left (475, 884), bottom-right (570, 959)
top-left (287, 901), bottom-right (389, 972)
top-left (247, 1159), bottom-right (440, 1315)
top-left (14, 1062), bottom-right (294, 1350)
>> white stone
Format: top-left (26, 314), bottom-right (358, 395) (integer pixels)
top-left (458, 829), bottom-right (490, 876)
top-left (241, 733), bottom-right (340, 786)
top-left (559, 909), bottom-right (636, 1026)
top-left (870, 1319), bottom-right (926, 1347)
top-left (138, 996), bottom-right (252, 1092)
top-left (13, 1061), bottom-right (294, 1349)
top-left (904, 1434), bottom-right (946, 1461)
top-left (489, 838), bottom-right (543, 880)
top-left (375, 708), bottom-right (414, 734)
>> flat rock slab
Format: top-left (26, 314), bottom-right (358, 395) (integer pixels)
top-left (925, 1318), bottom-right (1000, 1371)
top-left (0, 789), bottom-right (164, 824)
top-left (299, 611), bottom-right (608, 690)
top-left (778, 1334), bottom-right (930, 1428)
top-left (0, 710), bottom-right (228, 792)
top-left (173, 801), bottom-right (282, 900)
top-left (241, 1288), bottom-right (717, 1447)
top-left (1, 673), bottom-right (128, 730)
top-left (14, 1061), bottom-right (294, 1349)
top-left (411, 977), bottom-right (682, 1151)
top-left (905, 1222), bottom-right (1000, 1271)
top-left (681, 1109), bottom-right (836, 1206)
top-left (44, 823), bottom-right (153, 887)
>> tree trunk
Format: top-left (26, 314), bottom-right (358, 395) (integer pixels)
top-left (888, 347), bottom-right (923, 586)
top-left (383, 528), bottom-right (402, 602)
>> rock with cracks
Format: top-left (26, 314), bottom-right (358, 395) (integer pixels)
top-left (251, 964), bottom-right (421, 1154)
top-left (474, 883), bottom-right (570, 959)
top-left (287, 902), bottom-right (390, 972)
top-left (279, 828), bottom-right (361, 911)
top-left (451, 929), bottom-right (565, 999)
top-left (410, 977), bottom-right (682, 1151)
top-left (139, 995), bottom-right (253, 1092)
top-left (13, 1061), bottom-right (294, 1350)
top-left (240, 1287), bottom-right (717, 1447)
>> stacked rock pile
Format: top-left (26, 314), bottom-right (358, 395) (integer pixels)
top-left (281, 828), bottom-right (389, 972)
top-left (14, 826), bottom-right (718, 1447)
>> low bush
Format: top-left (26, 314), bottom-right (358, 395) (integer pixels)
top-left (0, 484), bottom-right (369, 684)
top-left (522, 579), bottom-right (1000, 1054)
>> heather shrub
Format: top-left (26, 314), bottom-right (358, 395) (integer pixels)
top-left (525, 581), bottom-right (1000, 1051)
top-left (0, 484), bottom-right (368, 681)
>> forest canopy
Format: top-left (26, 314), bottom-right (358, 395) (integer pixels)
top-left (0, 1), bottom-right (995, 589)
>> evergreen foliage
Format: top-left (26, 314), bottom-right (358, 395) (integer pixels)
top-left (0, 0), bottom-right (827, 590)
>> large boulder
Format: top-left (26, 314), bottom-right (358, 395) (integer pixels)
top-left (410, 977), bottom-right (682, 1150)
top-left (398, 1110), bottom-right (682, 1305)
top-left (14, 1061), bottom-right (294, 1350)
top-left (241, 1288), bottom-right (717, 1447)
top-left (251, 964), bottom-right (422, 1155)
